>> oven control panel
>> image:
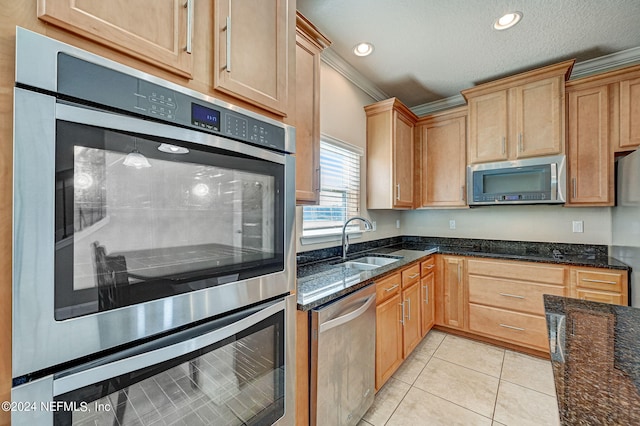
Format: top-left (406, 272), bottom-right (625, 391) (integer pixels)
top-left (57, 53), bottom-right (287, 153)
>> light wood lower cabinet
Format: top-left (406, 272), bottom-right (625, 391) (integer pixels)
top-left (466, 258), bottom-right (566, 352)
top-left (437, 256), bottom-right (466, 329)
top-left (375, 288), bottom-right (403, 390)
top-left (401, 281), bottom-right (421, 357)
top-left (420, 256), bottom-right (436, 337)
top-left (571, 266), bottom-right (628, 306)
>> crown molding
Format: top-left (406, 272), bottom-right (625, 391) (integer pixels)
top-left (322, 45), bottom-right (640, 116)
top-left (569, 46), bottom-right (640, 79)
top-left (320, 48), bottom-right (390, 101)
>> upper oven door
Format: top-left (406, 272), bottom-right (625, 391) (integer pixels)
top-left (13, 88), bottom-right (295, 377)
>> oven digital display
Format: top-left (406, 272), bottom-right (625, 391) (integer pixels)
top-left (192, 103), bottom-right (220, 131)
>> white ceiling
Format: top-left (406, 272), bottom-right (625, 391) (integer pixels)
top-left (296, 0), bottom-right (640, 109)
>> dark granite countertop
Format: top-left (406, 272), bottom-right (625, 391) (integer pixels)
top-left (544, 295), bottom-right (640, 425)
top-left (296, 237), bottom-right (630, 312)
top-left (296, 248), bottom-right (435, 311)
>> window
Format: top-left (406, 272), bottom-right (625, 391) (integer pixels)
top-left (302, 137), bottom-right (363, 238)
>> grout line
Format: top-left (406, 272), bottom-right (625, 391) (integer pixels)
top-left (491, 349), bottom-right (507, 422)
top-left (409, 386), bottom-right (494, 423)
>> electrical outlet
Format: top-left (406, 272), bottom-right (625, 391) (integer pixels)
top-left (572, 220), bottom-right (584, 233)
top-left (372, 221), bottom-right (377, 231)
top-left (396, 219), bottom-right (401, 229)
top-left (449, 219), bottom-right (456, 230)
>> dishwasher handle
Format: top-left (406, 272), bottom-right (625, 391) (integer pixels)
top-left (319, 294), bottom-right (376, 334)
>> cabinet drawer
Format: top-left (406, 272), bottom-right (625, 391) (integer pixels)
top-left (376, 273), bottom-right (401, 304)
top-left (420, 256), bottom-right (436, 277)
top-left (468, 276), bottom-right (565, 315)
top-left (577, 289), bottom-right (624, 305)
top-left (402, 264), bottom-right (421, 288)
top-left (467, 259), bottom-right (565, 285)
top-left (468, 304), bottom-right (549, 351)
top-left (575, 269), bottom-right (623, 293)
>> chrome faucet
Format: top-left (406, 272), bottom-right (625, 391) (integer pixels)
top-left (342, 216), bottom-right (374, 260)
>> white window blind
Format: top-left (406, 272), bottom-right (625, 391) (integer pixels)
top-left (302, 139), bottom-right (362, 236)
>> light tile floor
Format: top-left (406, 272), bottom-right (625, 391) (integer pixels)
top-left (359, 330), bottom-right (560, 426)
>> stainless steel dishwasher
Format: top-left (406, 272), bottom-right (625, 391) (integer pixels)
top-left (310, 284), bottom-right (376, 425)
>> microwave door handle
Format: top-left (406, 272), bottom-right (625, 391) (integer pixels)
top-left (550, 163), bottom-right (558, 201)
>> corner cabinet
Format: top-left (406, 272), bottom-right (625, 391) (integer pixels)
top-left (214, 0), bottom-right (292, 116)
top-left (37, 0), bottom-right (194, 77)
top-left (415, 107), bottom-right (467, 208)
top-left (294, 13), bottom-right (330, 205)
top-left (462, 60), bottom-right (574, 164)
top-left (365, 98), bottom-right (418, 209)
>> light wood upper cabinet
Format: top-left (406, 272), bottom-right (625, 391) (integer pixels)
top-left (463, 60), bottom-right (574, 164)
top-left (214, 0), bottom-right (291, 116)
top-left (365, 98), bottom-right (418, 209)
top-left (294, 13), bottom-right (330, 205)
top-left (416, 107), bottom-right (467, 207)
top-left (619, 75), bottom-right (640, 151)
top-left (38, 0), bottom-right (194, 77)
top-left (565, 83), bottom-right (613, 206)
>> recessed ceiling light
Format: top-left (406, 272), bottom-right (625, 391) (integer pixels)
top-left (353, 42), bottom-right (374, 57)
top-left (494, 11), bottom-right (522, 30)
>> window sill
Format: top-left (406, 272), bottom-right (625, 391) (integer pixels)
top-left (299, 230), bottom-right (363, 246)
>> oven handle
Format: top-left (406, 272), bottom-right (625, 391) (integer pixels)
top-left (52, 298), bottom-right (286, 396)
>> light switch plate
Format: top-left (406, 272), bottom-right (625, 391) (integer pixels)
top-left (372, 221), bottom-right (377, 231)
top-left (449, 220), bottom-right (456, 230)
top-left (572, 220), bottom-right (584, 233)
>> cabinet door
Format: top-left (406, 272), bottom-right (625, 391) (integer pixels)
top-left (294, 33), bottom-right (321, 204)
top-left (38, 0), bottom-right (193, 77)
top-left (468, 90), bottom-right (508, 163)
top-left (375, 294), bottom-right (403, 390)
top-left (214, 0), bottom-right (289, 115)
top-left (401, 282), bottom-right (421, 357)
top-left (513, 77), bottom-right (564, 158)
top-left (420, 114), bottom-right (467, 207)
top-left (567, 85), bottom-right (612, 205)
top-left (619, 77), bottom-right (640, 151)
top-left (393, 112), bottom-right (415, 208)
top-left (420, 273), bottom-right (435, 337)
top-left (441, 257), bottom-right (465, 329)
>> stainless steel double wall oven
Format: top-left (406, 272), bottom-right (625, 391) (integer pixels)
top-left (12, 28), bottom-right (295, 425)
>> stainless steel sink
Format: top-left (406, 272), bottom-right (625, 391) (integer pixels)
top-left (342, 256), bottom-right (401, 270)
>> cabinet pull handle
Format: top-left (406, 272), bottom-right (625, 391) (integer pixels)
top-left (499, 292), bottom-right (525, 299)
top-left (423, 285), bottom-right (429, 304)
top-left (399, 301), bottom-right (405, 325)
top-left (582, 278), bottom-right (617, 285)
top-left (225, 16), bottom-right (232, 72)
top-left (408, 273), bottom-right (419, 279)
top-left (457, 263), bottom-right (462, 282)
top-left (501, 137), bottom-right (506, 155)
top-left (499, 323), bottom-right (525, 331)
top-left (425, 265), bottom-right (435, 269)
top-left (385, 284), bottom-right (399, 292)
top-left (396, 184), bottom-right (401, 200)
top-left (315, 166), bottom-right (321, 192)
top-left (572, 178), bottom-right (577, 199)
top-left (185, 0), bottom-right (193, 54)
top-left (518, 133), bottom-right (523, 153)
top-left (406, 298), bottom-right (411, 321)
top-left (461, 185), bottom-right (465, 201)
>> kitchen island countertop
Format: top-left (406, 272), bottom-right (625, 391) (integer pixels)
top-left (544, 295), bottom-right (640, 424)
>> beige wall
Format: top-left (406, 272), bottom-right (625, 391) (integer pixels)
top-left (402, 205), bottom-right (612, 245)
top-left (296, 62), bottom-right (402, 252)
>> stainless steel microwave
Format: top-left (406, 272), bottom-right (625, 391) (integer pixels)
top-left (467, 155), bottom-right (566, 205)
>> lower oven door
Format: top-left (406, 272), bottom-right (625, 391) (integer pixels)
top-left (11, 295), bottom-right (295, 426)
